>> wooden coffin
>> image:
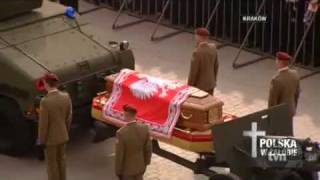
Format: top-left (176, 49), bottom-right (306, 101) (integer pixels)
top-left (104, 74), bottom-right (224, 131)
top-left (92, 93), bottom-right (237, 153)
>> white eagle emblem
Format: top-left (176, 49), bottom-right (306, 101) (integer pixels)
top-left (130, 75), bottom-right (183, 100)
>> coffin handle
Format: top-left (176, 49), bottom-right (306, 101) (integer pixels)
top-left (180, 111), bottom-right (192, 120)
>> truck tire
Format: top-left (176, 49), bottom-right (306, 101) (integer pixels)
top-left (0, 98), bottom-right (33, 156)
top-left (209, 173), bottom-right (242, 180)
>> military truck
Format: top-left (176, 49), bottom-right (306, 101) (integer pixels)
top-left (0, 0), bottom-right (135, 155)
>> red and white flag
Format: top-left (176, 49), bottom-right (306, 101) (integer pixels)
top-left (103, 69), bottom-right (192, 138)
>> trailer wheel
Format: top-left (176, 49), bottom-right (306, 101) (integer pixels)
top-left (209, 173), bottom-right (242, 180)
top-left (0, 97), bottom-right (33, 156)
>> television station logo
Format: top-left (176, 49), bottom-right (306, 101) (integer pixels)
top-left (243, 122), bottom-right (303, 163)
top-left (241, 15), bottom-right (268, 23)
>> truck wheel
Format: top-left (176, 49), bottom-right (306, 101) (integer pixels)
top-left (209, 173), bottom-right (242, 180)
top-left (0, 98), bottom-right (33, 156)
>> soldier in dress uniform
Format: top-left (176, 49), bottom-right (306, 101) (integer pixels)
top-left (188, 27), bottom-right (219, 95)
top-left (115, 105), bottom-right (152, 180)
top-left (268, 52), bottom-right (300, 117)
top-left (38, 73), bottom-right (72, 180)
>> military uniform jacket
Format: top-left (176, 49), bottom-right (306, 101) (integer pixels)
top-left (39, 90), bottom-right (72, 146)
top-left (268, 68), bottom-right (300, 116)
top-left (115, 122), bottom-right (152, 176)
top-left (188, 42), bottom-right (219, 92)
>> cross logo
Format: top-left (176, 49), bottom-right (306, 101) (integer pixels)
top-left (243, 122), bottom-right (266, 158)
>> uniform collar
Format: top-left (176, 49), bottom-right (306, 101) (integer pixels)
top-left (48, 89), bottom-right (59, 94)
top-left (278, 67), bottom-right (289, 72)
top-left (198, 41), bottom-right (209, 47)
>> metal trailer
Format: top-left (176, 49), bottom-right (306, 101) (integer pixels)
top-left (138, 105), bottom-right (320, 180)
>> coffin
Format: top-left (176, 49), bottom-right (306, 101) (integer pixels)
top-left (91, 73), bottom-right (235, 153)
top-left (104, 73), bottom-right (224, 131)
top-left (92, 92), bottom-right (237, 153)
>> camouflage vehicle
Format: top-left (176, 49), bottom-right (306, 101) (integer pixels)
top-left (0, 0), bottom-right (135, 155)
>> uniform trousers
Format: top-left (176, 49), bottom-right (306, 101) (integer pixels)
top-left (45, 143), bottom-right (67, 180)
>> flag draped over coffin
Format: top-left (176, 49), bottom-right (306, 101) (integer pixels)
top-left (103, 69), bottom-right (192, 138)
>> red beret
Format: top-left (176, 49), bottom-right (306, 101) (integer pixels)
top-left (276, 52), bottom-right (292, 61)
top-left (195, 28), bottom-right (210, 37)
top-left (36, 73), bottom-right (59, 91)
top-left (43, 73), bottom-right (59, 82)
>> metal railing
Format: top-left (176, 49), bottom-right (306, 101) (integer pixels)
top-left (88, 0), bottom-right (320, 78)
top-left (109, 0), bottom-right (225, 42)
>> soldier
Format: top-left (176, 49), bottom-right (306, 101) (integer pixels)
top-left (115, 105), bottom-right (152, 180)
top-left (188, 27), bottom-right (219, 95)
top-left (38, 73), bottom-right (72, 180)
top-left (268, 52), bottom-right (300, 117)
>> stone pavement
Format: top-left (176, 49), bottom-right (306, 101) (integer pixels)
top-left (78, 3), bottom-right (320, 140)
top-left (0, 1), bottom-right (319, 180)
